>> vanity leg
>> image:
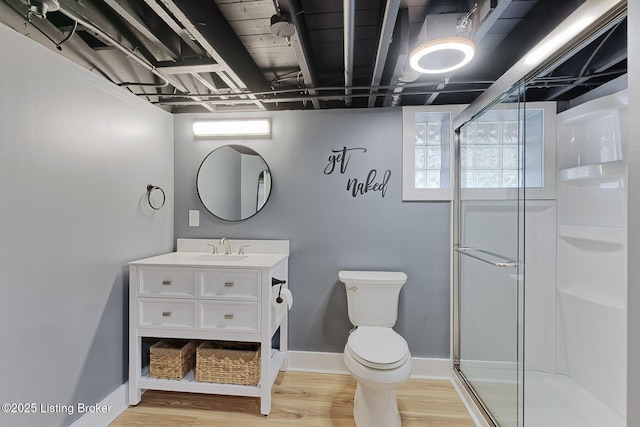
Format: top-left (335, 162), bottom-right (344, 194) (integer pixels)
top-left (260, 393), bottom-right (272, 416)
top-left (280, 301), bottom-right (289, 371)
top-left (128, 336), bottom-right (142, 405)
top-left (260, 330), bottom-right (272, 415)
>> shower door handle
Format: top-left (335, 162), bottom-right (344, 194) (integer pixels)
top-left (456, 246), bottom-right (520, 268)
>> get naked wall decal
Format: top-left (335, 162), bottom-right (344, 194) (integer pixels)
top-left (323, 146), bottom-right (392, 198)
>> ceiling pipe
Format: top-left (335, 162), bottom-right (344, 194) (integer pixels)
top-left (383, 7), bottom-right (410, 107)
top-left (155, 0), bottom-right (268, 111)
top-left (149, 78), bottom-right (496, 99)
top-left (281, 0), bottom-right (321, 109)
top-left (344, 0), bottom-right (355, 106)
top-left (56, 7), bottom-right (170, 88)
top-left (55, 4), bottom-right (220, 112)
top-left (155, 87), bottom-right (491, 106)
top-left (368, 0), bottom-right (401, 107)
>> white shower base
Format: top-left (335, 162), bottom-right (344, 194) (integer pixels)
top-left (524, 370), bottom-right (625, 427)
top-left (458, 367), bottom-right (625, 427)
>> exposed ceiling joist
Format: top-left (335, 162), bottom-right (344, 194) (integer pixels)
top-left (368, 0), bottom-right (401, 107)
top-left (280, 0), bottom-right (320, 109)
top-left (156, 0), bottom-right (270, 111)
top-left (101, 0), bottom-right (180, 62)
top-left (140, 0), bottom-right (204, 55)
top-left (0, 0), bottom-right (626, 112)
top-left (383, 7), bottom-right (410, 107)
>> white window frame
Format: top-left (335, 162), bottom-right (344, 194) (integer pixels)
top-left (403, 102), bottom-right (557, 202)
top-left (402, 104), bottom-right (467, 201)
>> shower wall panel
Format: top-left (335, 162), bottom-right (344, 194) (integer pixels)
top-left (555, 89), bottom-right (628, 419)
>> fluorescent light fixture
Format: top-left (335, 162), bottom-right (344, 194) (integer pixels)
top-left (409, 37), bottom-right (476, 74)
top-left (524, 17), bottom-right (593, 66)
top-left (193, 119), bottom-right (271, 138)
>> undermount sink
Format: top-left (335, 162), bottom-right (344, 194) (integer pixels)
top-left (186, 254), bottom-right (248, 262)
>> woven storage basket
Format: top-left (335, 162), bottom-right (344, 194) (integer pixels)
top-left (149, 339), bottom-right (196, 380)
top-left (195, 341), bottom-right (261, 385)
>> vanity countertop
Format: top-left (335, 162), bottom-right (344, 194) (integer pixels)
top-left (129, 251), bottom-right (288, 269)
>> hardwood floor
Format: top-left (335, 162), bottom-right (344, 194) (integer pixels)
top-left (110, 371), bottom-right (475, 426)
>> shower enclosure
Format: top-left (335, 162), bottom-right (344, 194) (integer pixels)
top-left (454, 81), bottom-right (530, 427)
top-left (452, 2), bottom-right (628, 426)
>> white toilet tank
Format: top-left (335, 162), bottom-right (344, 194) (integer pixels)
top-left (339, 271), bottom-right (407, 327)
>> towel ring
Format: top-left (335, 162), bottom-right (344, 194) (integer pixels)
top-left (146, 184), bottom-right (166, 210)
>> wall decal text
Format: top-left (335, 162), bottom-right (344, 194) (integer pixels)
top-left (324, 146), bottom-right (391, 198)
top-left (324, 147), bottom-right (367, 175)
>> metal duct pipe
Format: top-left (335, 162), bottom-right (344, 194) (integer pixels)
top-left (56, 5), bottom-right (221, 112)
top-left (344, 0), bottom-right (355, 106)
top-left (369, 0), bottom-right (401, 107)
top-left (56, 7), bottom-right (172, 89)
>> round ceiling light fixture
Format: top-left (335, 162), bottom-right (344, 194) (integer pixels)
top-left (409, 37), bottom-right (476, 74)
top-left (270, 13), bottom-right (296, 38)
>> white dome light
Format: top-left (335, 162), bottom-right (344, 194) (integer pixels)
top-left (409, 37), bottom-right (476, 74)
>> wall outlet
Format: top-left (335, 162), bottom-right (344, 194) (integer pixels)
top-left (188, 210), bottom-right (199, 227)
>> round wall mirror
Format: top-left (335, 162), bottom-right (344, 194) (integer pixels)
top-left (196, 145), bottom-right (272, 221)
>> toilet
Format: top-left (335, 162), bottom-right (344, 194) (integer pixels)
top-left (339, 270), bottom-right (412, 427)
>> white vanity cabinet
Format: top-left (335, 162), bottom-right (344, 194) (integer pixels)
top-left (128, 245), bottom-right (289, 416)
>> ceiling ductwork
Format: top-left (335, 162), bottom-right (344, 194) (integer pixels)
top-left (387, 0), bottom-right (540, 106)
top-left (0, 0), bottom-right (624, 111)
top-left (390, 12), bottom-right (472, 106)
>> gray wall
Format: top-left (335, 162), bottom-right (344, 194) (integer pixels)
top-left (0, 24), bottom-right (174, 427)
top-left (174, 109), bottom-right (451, 358)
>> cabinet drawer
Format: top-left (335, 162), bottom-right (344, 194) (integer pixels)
top-left (139, 298), bottom-right (195, 329)
top-left (139, 268), bottom-right (195, 297)
top-left (198, 269), bottom-right (260, 300)
top-left (198, 301), bottom-right (260, 333)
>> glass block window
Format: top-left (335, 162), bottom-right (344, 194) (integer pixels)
top-left (459, 108), bottom-right (544, 189)
top-left (413, 112), bottom-right (451, 190)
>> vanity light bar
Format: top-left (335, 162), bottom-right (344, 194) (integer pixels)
top-left (193, 118), bottom-right (271, 138)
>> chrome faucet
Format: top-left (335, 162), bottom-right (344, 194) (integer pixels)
top-left (219, 238), bottom-right (232, 255)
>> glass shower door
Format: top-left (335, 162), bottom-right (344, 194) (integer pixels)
top-left (455, 82), bottom-right (526, 427)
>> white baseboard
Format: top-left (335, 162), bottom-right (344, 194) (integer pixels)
top-left (286, 350), bottom-right (451, 380)
top-left (68, 383), bottom-right (129, 427)
top-left (66, 356), bottom-right (468, 426)
top-left (287, 350), bottom-right (348, 374)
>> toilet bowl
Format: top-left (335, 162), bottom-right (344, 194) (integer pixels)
top-left (339, 271), bottom-right (412, 427)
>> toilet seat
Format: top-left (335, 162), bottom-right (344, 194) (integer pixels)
top-left (347, 327), bottom-right (410, 370)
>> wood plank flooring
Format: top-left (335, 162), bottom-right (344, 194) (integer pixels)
top-left (110, 371), bottom-right (475, 426)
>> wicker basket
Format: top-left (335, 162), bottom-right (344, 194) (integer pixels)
top-left (195, 341), bottom-right (261, 385)
top-left (149, 339), bottom-right (196, 380)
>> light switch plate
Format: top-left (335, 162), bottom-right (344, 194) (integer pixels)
top-left (188, 210), bottom-right (199, 227)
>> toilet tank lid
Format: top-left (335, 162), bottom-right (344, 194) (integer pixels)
top-left (338, 270), bottom-right (407, 285)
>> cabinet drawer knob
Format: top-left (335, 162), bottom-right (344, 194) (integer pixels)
top-left (224, 314), bottom-right (234, 320)
top-left (162, 311), bottom-right (172, 317)
top-left (224, 282), bottom-right (234, 287)
top-left (162, 280), bottom-right (172, 286)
